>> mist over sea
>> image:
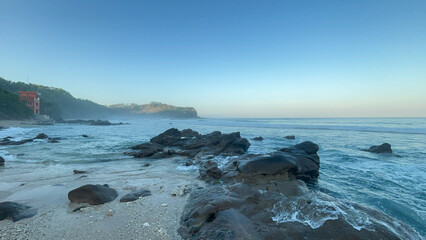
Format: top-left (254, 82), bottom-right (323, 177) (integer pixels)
top-left (1, 117), bottom-right (425, 237)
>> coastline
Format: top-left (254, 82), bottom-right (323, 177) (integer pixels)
top-left (0, 158), bottom-right (202, 240)
top-left (0, 120), bottom-right (39, 129)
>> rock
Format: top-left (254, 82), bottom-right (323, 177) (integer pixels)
top-left (0, 202), bottom-right (37, 222)
top-left (90, 120), bottom-right (112, 126)
top-left (48, 140), bottom-right (60, 143)
top-left (82, 135), bottom-right (89, 138)
top-left (200, 161), bottom-right (222, 181)
top-left (285, 135), bottom-right (295, 140)
top-left (34, 133), bottom-right (49, 139)
top-left (0, 156), bottom-right (4, 166)
top-left (129, 128), bottom-right (250, 159)
top-left (106, 209), bottom-right (113, 217)
top-left (252, 136), bottom-right (264, 141)
top-left (171, 185), bottom-right (190, 197)
top-left (185, 160), bottom-right (193, 166)
top-left (366, 143), bottom-right (392, 154)
top-left (119, 189), bottom-right (151, 202)
top-left (73, 169), bottom-right (87, 174)
top-left (68, 184), bottom-right (118, 205)
top-left (161, 203), bottom-right (168, 207)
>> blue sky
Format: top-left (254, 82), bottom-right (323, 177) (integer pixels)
top-left (1, 0), bottom-right (425, 117)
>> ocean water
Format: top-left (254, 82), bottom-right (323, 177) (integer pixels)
top-left (1, 118), bottom-right (425, 237)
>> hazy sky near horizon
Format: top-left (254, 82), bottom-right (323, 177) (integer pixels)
top-left (1, 0), bottom-right (425, 117)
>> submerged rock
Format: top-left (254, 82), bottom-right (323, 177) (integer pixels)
top-left (34, 133), bottom-right (48, 139)
top-left (0, 202), bottom-right (37, 222)
top-left (120, 189), bottom-right (151, 202)
top-left (285, 135), bottom-right (295, 140)
top-left (366, 143), bottom-right (392, 154)
top-left (68, 184), bottom-right (118, 205)
top-left (128, 128), bottom-right (250, 160)
top-left (0, 156), bottom-right (4, 166)
top-left (252, 136), bottom-right (264, 141)
top-left (82, 134), bottom-right (89, 138)
top-left (73, 169), bottom-right (87, 174)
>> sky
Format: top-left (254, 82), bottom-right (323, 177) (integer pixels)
top-left (0, 0), bottom-right (425, 118)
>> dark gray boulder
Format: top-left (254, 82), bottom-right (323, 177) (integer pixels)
top-left (73, 169), bottom-right (87, 174)
top-left (120, 189), bottom-right (151, 202)
top-left (68, 184), bottom-right (118, 205)
top-left (0, 202), bottom-right (37, 222)
top-left (0, 156), bottom-right (4, 166)
top-left (367, 143), bottom-right (392, 153)
top-left (82, 134), bottom-right (89, 138)
top-left (200, 161), bottom-right (222, 181)
top-left (252, 136), bottom-right (264, 141)
top-left (34, 133), bottom-right (48, 139)
top-left (285, 135), bottom-right (295, 140)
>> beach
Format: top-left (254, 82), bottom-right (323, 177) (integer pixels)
top-left (0, 156), bottom-right (202, 240)
top-left (1, 118), bottom-right (425, 239)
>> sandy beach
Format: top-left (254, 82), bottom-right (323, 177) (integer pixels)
top-left (0, 157), bottom-right (203, 240)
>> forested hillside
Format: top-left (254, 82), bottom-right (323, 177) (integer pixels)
top-left (0, 89), bottom-right (33, 120)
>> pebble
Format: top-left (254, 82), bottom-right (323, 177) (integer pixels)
top-left (106, 209), bottom-right (113, 217)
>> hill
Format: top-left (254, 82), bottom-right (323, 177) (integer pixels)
top-left (0, 77), bottom-right (110, 120)
top-left (109, 102), bottom-right (198, 118)
top-left (0, 89), bottom-right (33, 120)
top-left (0, 77), bottom-right (198, 120)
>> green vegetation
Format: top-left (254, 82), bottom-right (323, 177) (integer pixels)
top-left (0, 77), bottom-right (109, 120)
top-left (0, 77), bottom-right (198, 120)
top-left (0, 89), bottom-right (33, 120)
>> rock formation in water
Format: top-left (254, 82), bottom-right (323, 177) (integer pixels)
top-left (366, 143), bottom-right (392, 154)
top-left (125, 128), bottom-right (250, 159)
top-left (178, 140), bottom-right (421, 240)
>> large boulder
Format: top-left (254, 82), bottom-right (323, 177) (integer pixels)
top-left (68, 184), bottom-right (118, 205)
top-left (0, 202), bottom-right (37, 222)
top-left (366, 143), bottom-right (392, 154)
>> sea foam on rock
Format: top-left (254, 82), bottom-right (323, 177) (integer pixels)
top-left (178, 140), bottom-right (422, 240)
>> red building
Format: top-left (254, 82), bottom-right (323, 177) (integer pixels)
top-left (19, 91), bottom-right (40, 115)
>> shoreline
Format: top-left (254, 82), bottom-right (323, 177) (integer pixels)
top-left (0, 120), bottom-right (39, 129)
top-left (0, 158), bottom-right (202, 240)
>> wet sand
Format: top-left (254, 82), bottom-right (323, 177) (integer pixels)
top-left (0, 158), bottom-right (202, 240)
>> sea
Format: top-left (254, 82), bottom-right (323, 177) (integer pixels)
top-left (1, 118), bottom-right (425, 238)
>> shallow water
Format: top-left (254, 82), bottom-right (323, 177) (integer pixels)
top-left (1, 118), bottom-right (425, 237)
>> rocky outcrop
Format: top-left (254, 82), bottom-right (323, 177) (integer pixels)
top-left (58, 119), bottom-right (126, 126)
top-left (221, 141), bottom-right (320, 184)
top-left (366, 143), bottom-right (392, 154)
top-left (126, 128), bottom-right (250, 159)
top-left (252, 136), bottom-right (263, 141)
top-left (285, 135), bottom-right (295, 140)
top-left (34, 133), bottom-right (48, 139)
top-left (179, 140), bottom-right (421, 240)
top-left (0, 202), bottom-right (37, 222)
top-left (68, 184), bottom-right (118, 205)
top-left (120, 189), bottom-right (151, 202)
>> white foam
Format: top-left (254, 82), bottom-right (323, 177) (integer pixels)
top-left (272, 193), bottom-right (373, 230)
top-left (176, 165), bottom-right (199, 171)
